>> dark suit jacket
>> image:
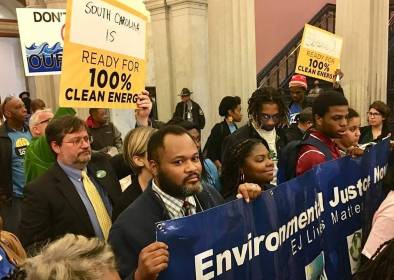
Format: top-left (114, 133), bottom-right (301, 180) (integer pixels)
top-left (204, 120), bottom-right (236, 163)
top-left (173, 100), bottom-right (205, 130)
top-left (18, 153), bottom-right (122, 250)
top-left (108, 183), bottom-right (224, 280)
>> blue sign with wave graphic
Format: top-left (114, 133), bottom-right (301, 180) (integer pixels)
top-left (26, 42), bottom-right (63, 73)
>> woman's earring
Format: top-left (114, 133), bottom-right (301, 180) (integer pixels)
top-left (240, 172), bottom-right (245, 183)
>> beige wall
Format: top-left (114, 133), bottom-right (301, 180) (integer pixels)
top-left (255, 0), bottom-right (336, 72)
top-left (336, 0), bottom-right (389, 124)
top-left (0, 37), bottom-right (27, 100)
top-left (0, 1), bottom-right (26, 100)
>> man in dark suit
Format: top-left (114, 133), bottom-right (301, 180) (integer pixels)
top-left (173, 88), bottom-right (205, 130)
top-left (18, 116), bottom-right (122, 251)
top-left (109, 125), bottom-right (262, 280)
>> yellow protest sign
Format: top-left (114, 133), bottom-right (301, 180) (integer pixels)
top-left (295, 24), bottom-right (343, 83)
top-left (59, 0), bottom-right (147, 109)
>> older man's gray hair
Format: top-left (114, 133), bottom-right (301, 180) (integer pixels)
top-left (28, 108), bottom-right (52, 128)
top-left (21, 234), bottom-right (118, 280)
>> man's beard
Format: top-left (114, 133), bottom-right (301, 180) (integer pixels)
top-left (74, 149), bottom-right (91, 166)
top-left (157, 170), bottom-right (203, 199)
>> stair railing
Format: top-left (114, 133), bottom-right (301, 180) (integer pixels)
top-left (257, 4), bottom-right (336, 89)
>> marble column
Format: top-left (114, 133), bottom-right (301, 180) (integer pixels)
top-left (145, 0), bottom-right (257, 141)
top-left (206, 0), bottom-right (257, 132)
top-left (145, 0), bottom-right (208, 125)
top-left (168, 0), bottom-right (210, 142)
top-left (336, 0), bottom-right (389, 124)
top-left (144, 0), bottom-right (175, 122)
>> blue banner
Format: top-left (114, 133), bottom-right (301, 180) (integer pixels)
top-left (156, 139), bottom-right (390, 280)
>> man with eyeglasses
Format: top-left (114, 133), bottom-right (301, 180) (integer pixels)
top-left (18, 115), bottom-right (122, 252)
top-left (28, 109), bottom-right (54, 138)
top-left (24, 107), bottom-right (76, 184)
top-left (222, 87), bottom-right (289, 185)
top-left (24, 92), bottom-right (153, 184)
top-left (0, 96), bottom-right (31, 233)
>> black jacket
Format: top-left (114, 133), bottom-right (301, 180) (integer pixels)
top-left (112, 174), bottom-right (142, 221)
top-left (108, 183), bottom-right (224, 280)
top-left (18, 153), bottom-right (122, 251)
top-left (204, 120), bottom-right (236, 163)
top-left (284, 124), bottom-right (306, 144)
top-left (359, 125), bottom-right (391, 144)
top-left (0, 122), bottom-right (30, 199)
top-left (221, 123), bottom-right (288, 163)
top-left (88, 122), bottom-right (122, 153)
top-left (173, 100), bottom-right (205, 130)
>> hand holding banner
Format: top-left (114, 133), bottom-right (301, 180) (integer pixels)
top-left (157, 139), bottom-right (390, 280)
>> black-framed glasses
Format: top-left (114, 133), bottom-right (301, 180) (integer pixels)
top-left (36, 118), bottom-right (52, 125)
top-left (261, 113), bottom-right (281, 122)
top-left (367, 111), bottom-right (381, 117)
top-left (63, 135), bottom-right (93, 146)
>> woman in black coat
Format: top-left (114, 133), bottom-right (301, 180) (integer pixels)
top-left (204, 96), bottom-right (242, 171)
top-left (112, 127), bottom-right (157, 221)
top-left (360, 101), bottom-right (391, 145)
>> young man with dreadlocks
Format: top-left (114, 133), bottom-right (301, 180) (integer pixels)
top-left (222, 87), bottom-right (289, 185)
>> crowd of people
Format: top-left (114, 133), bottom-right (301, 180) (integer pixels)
top-left (0, 74), bottom-right (393, 279)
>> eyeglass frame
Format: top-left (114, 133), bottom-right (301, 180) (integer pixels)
top-left (367, 111), bottom-right (382, 117)
top-left (62, 135), bottom-right (94, 146)
top-left (34, 117), bottom-right (53, 126)
top-left (260, 113), bottom-right (281, 122)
